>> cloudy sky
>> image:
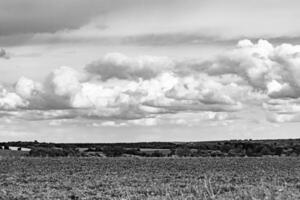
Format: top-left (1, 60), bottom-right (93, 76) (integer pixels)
top-left (1, 0), bottom-right (300, 142)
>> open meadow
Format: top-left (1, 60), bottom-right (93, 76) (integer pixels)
top-left (0, 157), bottom-right (299, 200)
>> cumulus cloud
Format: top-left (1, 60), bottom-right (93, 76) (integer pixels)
top-left (166, 74), bottom-right (238, 105)
top-left (0, 86), bottom-right (28, 110)
top-left (193, 39), bottom-right (300, 99)
top-left (0, 60), bottom-right (243, 122)
top-left (263, 98), bottom-right (300, 122)
top-left (47, 66), bottom-right (86, 97)
top-left (15, 77), bottom-right (42, 99)
top-left (3, 40), bottom-right (300, 124)
top-left (176, 39), bottom-right (300, 122)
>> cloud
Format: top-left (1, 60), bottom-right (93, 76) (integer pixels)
top-left (165, 74), bottom-right (238, 105)
top-left (267, 113), bottom-right (300, 123)
top-left (4, 0), bottom-right (300, 47)
top-left (0, 48), bottom-right (9, 59)
top-left (0, 57), bottom-right (244, 122)
top-left (0, 0), bottom-right (109, 36)
top-left (177, 39), bottom-right (300, 122)
top-left (85, 53), bottom-right (174, 80)
top-left (194, 40), bottom-right (276, 90)
top-left (188, 39), bottom-right (300, 99)
top-left (47, 66), bottom-right (86, 97)
top-left (121, 33), bottom-right (229, 46)
top-left (15, 77), bottom-right (42, 99)
top-left (3, 40), bottom-right (300, 124)
top-left (0, 86), bottom-right (28, 110)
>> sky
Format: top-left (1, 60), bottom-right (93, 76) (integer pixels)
top-left (1, 0), bottom-right (300, 142)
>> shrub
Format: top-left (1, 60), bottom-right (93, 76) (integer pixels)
top-left (125, 148), bottom-right (140, 155)
top-left (29, 147), bottom-right (79, 157)
top-left (175, 146), bottom-right (192, 157)
top-left (151, 151), bottom-right (164, 157)
top-left (102, 146), bottom-right (124, 157)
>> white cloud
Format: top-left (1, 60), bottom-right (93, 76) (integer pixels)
top-left (0, 51), bottom-right (250, 122)
top-left (267, 113), bottom-right (300, 123)
top-left (100, 121), bottom-right (119, 127)
top-left (15, 77), bottom-right (42, 99)
top-left (3, 40), bottom-right (300, 124)
top-left (263, 99), bottom-right (300, 114)
top-left (128, 118), bottom-right (158, 126)
top-left (188, 40), bottom-right (300, 99)
top-left (166, 74), bottom-right (238, 106)
top-left (48, 66), bottom-right (86, 97)
top-left (0, 87), bottom-right (28, 110)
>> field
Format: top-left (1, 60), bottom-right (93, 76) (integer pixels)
top-left (0, 149), bottom-right (29, 157)
top-left (0, 157), bottom-right (299, 200)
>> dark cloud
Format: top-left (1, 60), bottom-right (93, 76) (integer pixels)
top-left (1, 0), bottom-right (300, 47)
top-left (0, 0), bottom-right (109, 36)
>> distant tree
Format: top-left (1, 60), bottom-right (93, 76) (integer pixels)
top-left (18, 147), bottom-right (22, 151)
top-left (95, 146), bottom-right (102, 152)
top-left (260, 146), bottom-right (272, 156)
top-left (196, 144), bottom-right (208, 150)
top-left (274, 147), bottom-right (283, 156)
top-left (125, 148), bottom-right (140, 155)
top-left (102, 146), bottom-right (124, 157)
top-left (175, 146), bottom-right (192, 157)
top-left (252, 144), bottom-right (264, 156)
top-left (169, 148), bottom-right (176, 156)
top-left (29, 147), bottom-right (79, 157)
top-left (220, 143), bottom-right (232, 152)
top-left (151, 151), bottom-right (164, 157)
top-left (293, 145), bottom-right (300, 155)
top-left (194, 149), bottom-right (208, 157)
top-left (228, 148), bottom-right (246, 157)
top-left (4, 145), bottom-right (9, 150)
top-left (246, 147), bottom-right (255, 157)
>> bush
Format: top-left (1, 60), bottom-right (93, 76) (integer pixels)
top-left (260, 146), bottom-right (273, 156)
top-left (29, 147), bottom-right (79, 157)
top-left (175, 146), bottom-right (192, 157)
top-left (151, 151), bottom-right (164, 157)
top-left (125, 148), bottom-right (140, 155)
top-left (102, 146), bottom-right (124, 157)
top-left (228, 148), bottom-right (246, 157)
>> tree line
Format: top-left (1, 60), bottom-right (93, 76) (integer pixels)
top-left (1, 139), bottom-right (299, 157)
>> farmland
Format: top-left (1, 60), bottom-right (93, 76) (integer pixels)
top-left (0, 157), bottom-right (299, 199)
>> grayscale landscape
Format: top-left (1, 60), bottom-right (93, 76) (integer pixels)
top-left (0, 0), bottom-right (300, 199)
